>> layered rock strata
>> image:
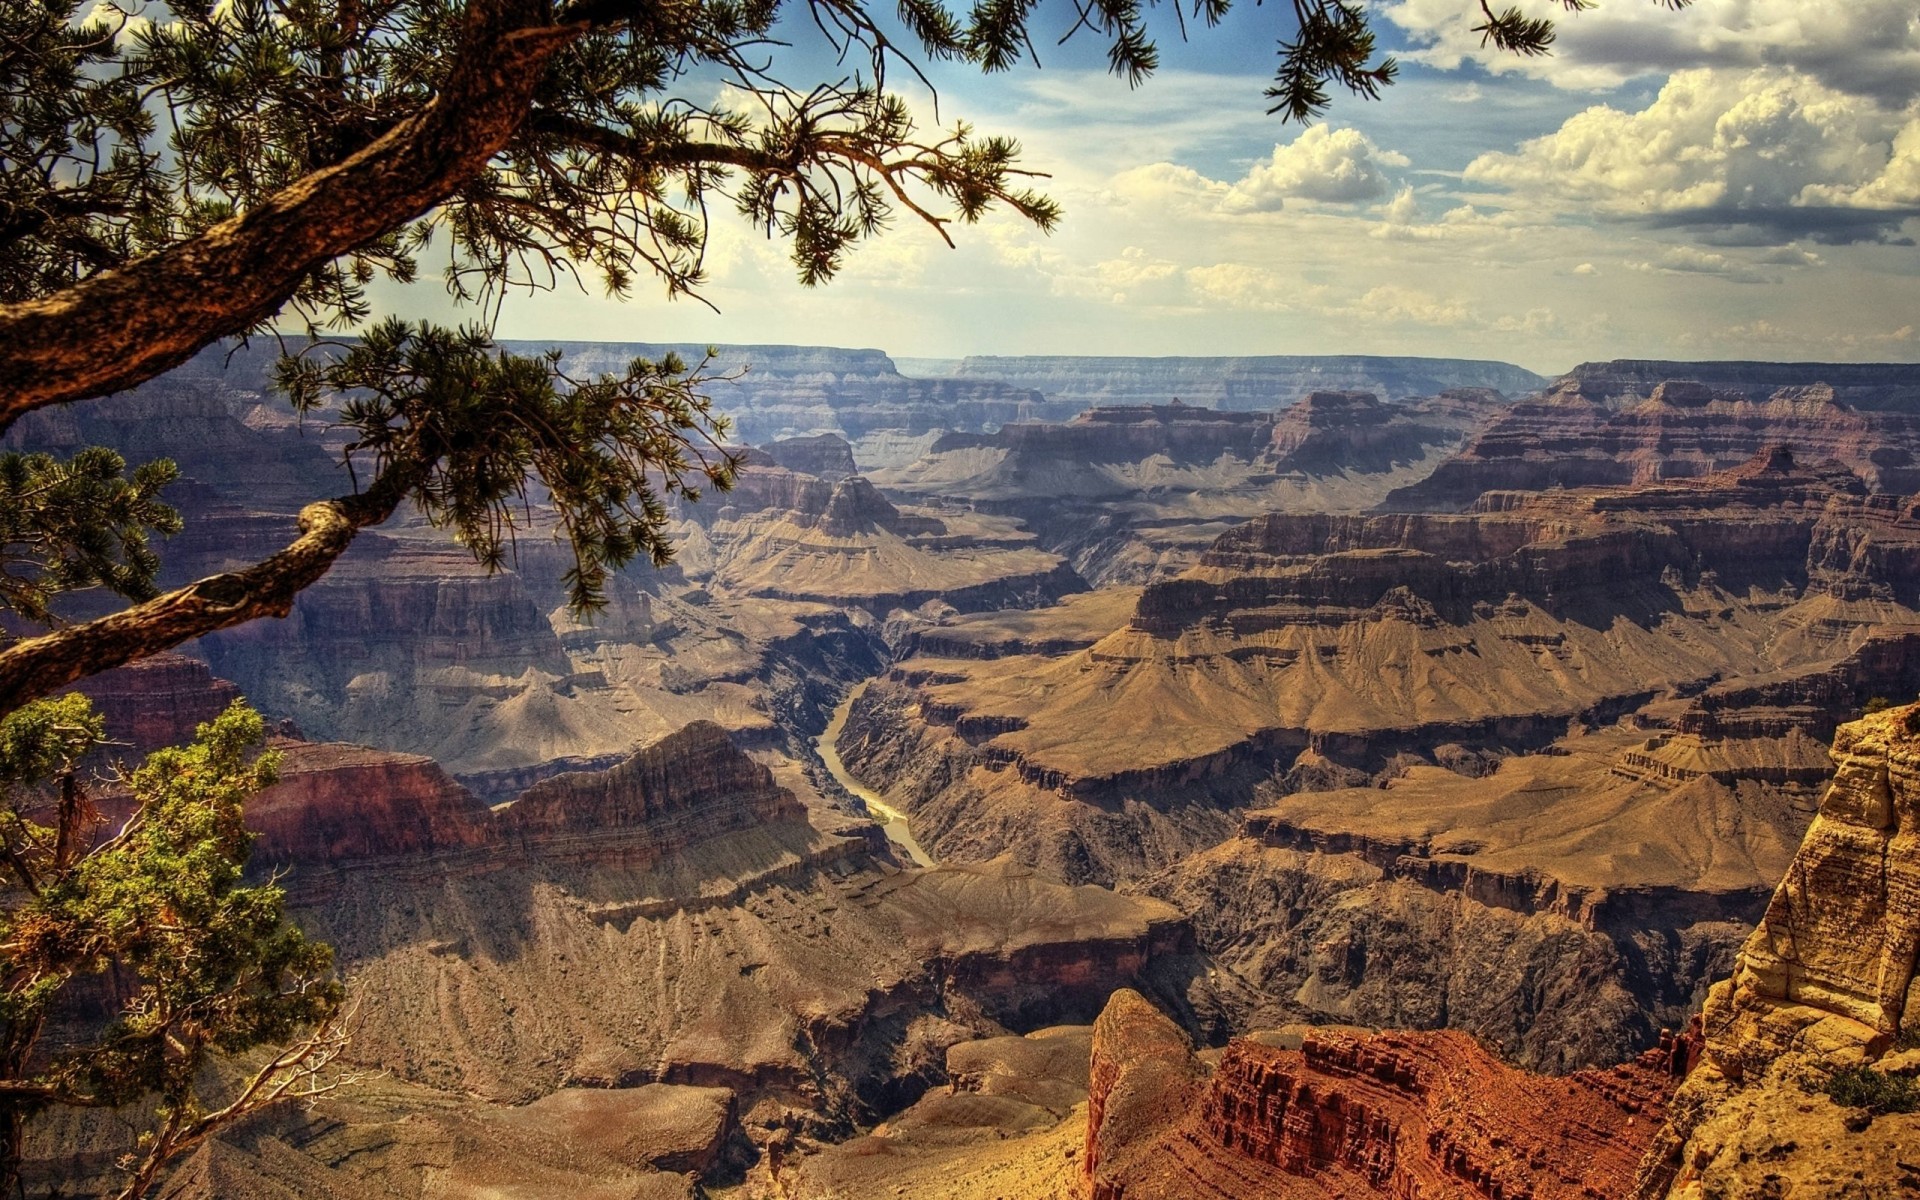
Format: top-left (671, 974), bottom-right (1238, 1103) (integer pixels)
top-left (877, 391), bottom-right (1506, 584)
top-left (225, 720), bottom-right (1204, 1148)
top-left (1634, 702), bottom-right (1920, 1200)
top-left (67, 653), bottom-right (241, 754)
top-left (1386, 374), bottom-right (1920, 510)
top-left (942, 354), bottom-right (1546, 409)
top-left (842, 452), bottom-right (1920, 1066)
top-left (1084, 989), bottom-right (1675, 1200)
top-left (688, 465), bottom-right (1084, 614)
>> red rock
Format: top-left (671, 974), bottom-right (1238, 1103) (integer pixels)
top-left (1085, 990), bottom-right (1676, 1200)
top-left (245, 739), bottom-right (494, 868)
top-left (65, 653), bottom-right (241, 755)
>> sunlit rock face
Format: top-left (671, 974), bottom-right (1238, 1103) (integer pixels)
top-left (1386, 362), bottom-right (1920, 511)
top-left (1634, 702), bottom-right (1920, 1200)
top-left (847, 449), bottom-right (1920, 1068)
top-left (1082, 988), bottom-right (1675, 1200)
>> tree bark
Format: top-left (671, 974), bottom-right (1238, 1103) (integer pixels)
top-left (0, 0), bottom-right (578, 435)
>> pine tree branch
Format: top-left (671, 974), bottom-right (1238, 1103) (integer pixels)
top-left (0, 0), bottom-right (582, 435)
top-left (0, 467), bottom-right (418, 719)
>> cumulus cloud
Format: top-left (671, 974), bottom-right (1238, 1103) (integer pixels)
top-left (1221, 127), bottom-right (1410, 211)
top-left (1382, 0), bottom-right (1920, 104)
top-left (1463, 68), bottom-right (1920, 243)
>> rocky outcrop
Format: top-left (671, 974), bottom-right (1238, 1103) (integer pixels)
top-left (1085, 989), bottom-right (1206, 1198)
top-left (1385, 374), bottom-right (1920, 510)
top-left (500, 720), bottom-right (806, 862)
top-left (66, 653), bottom-right (241, 754)
top-left (244, 721), bottom-right (799, 880)
top-left (695, 465), bottom-right (1083, 614)
top-left (1084, 990), bottom-right (1675, 1200)
top-left (1267, 389), bottom-right (1492, 475)
top-left (247, 740), bottom-right (495, 869)
top-left (1635, 703), bottom-right (1920, 1200)
top-left (945, 354), bottom-right (1546, 409)
top-left (761, 432), bottom-right (859, 479)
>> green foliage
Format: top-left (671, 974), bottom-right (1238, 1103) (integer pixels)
top-left (0, 448), bottom-right (182, 626)
top-left (1865, 696), bottom-right (1894, 714)
top-left (1267, 0), bottom-right (1397, 123)
top-left (274, 320), bottom-right (740, 610)
top-left (1826, 1064), bottom-right (1920, 1115)
top-left (0, 0), bottom-right (162, 303)
top-left (0, 696), bottom-right (341, 1193)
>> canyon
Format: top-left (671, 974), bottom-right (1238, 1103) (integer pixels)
top-left (16, 344), bottom-right (1920, 1198)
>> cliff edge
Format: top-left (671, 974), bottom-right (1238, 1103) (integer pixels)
top-left (1636, 703), bottom-right (1920, 1199)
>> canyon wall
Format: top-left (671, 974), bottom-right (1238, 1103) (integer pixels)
top-left (1083, 987), bottom-right (1675, 1200)
top-left (1386, 375), bottom-right (1920, 511)
top-left (1635, 702), bottom-right (1920, 1200)
top-left (944, 354), bottom-right (1547, 409)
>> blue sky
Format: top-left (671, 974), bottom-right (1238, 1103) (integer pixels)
top-left (412, 0), bottom-right (1920, 374)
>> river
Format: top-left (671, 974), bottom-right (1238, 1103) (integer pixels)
top-left (817, 680), bottom-right (935, 867)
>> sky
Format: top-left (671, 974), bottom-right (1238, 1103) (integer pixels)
top-left (407, 0), bottom-right (1920, 374)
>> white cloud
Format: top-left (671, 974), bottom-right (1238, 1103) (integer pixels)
top-left (1463, 68), bottom-right (1920, 242)
top-left (1382, 0), bottom-right (1920, 104)
top-left (1222, 126), bottom-right (1410, 211)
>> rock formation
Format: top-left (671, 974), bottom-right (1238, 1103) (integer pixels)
top-left (1083, 988), bottom-right (1675, 1200)
top-left (66, 653), bottom-right (241, 754)
top-left (690, 463), bottom-right (1085, 614)
top-left (1634, 702), bottom-right (1920, 1200)
top-left (877, 390), bottom-right (1507, 584)
top-left (942, 354), bottom-right (1546, 409)
top-left (760, 432), bottom-right (859, 478)
top-left (840, 450), bottom-right (1920, 1066)
top-left (1385, 372), bottom-right (1920, 511)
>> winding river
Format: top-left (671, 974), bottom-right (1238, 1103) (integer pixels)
top-left (817, 680), bottom-right (935, 867)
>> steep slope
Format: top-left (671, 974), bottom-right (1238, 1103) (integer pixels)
top-left (1082, 989), bottom-right (1674, 1200)
top-left (839, 450), bottom-right (1920, 1066)
top-left (1634, 702), bottom-right (1920, 1200)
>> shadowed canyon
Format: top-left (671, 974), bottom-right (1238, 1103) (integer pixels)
top-left (18, 346), bottom-right (1920, 1199)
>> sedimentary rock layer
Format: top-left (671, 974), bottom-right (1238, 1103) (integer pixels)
top-left (1084, 988), bottom-right (1674, 1200)
top-left (944, 354), bottom-right (1546, 409)
top-left (1636, 703), bottom-right (1920, 1200)
top-left (1386, 375), bottom-right (1920, 510)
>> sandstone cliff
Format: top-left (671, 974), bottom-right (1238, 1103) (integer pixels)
top-left (66, 653), bottom-right (241, 755)
top-left (842, 453), bottom-right (1920, 1068)
top-left (1635, 703), bottom-right (1920, 1200)
top-left (1083, 988), bottom-right (1674, 1200)
top-left (760, 432), bottom-right (859, 478)
top-left (1385, 374), bottom-right (1920, 510)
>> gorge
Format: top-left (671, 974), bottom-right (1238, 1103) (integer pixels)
top-left (17, 344), bottom-right (1920, 1199)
